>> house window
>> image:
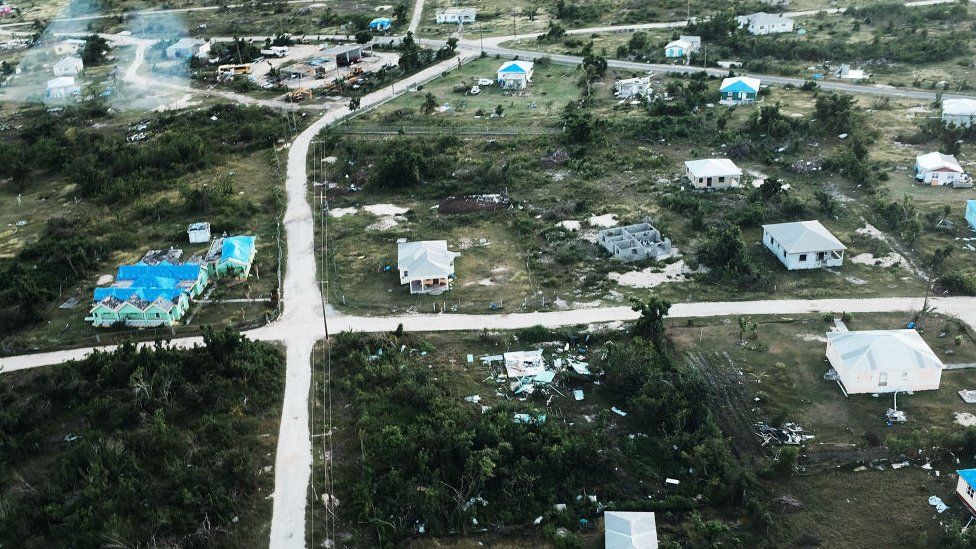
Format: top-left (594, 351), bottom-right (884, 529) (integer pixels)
top-left (799, 254), bottom-right (807, 262)
top-left (817, 252), bottom-right (826, 261)
top-left (155, 313), bottom-right (160, 318)
top-left (718, 176), bottom-right (725, 183)
top-left (968, 485), bottom-right (975, 498)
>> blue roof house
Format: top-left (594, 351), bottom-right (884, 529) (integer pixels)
top-left (957, 469), bottom-right (976, 515)
top-left (720, 76), bottom-right (761, 105)
top-left (206, 235), bottom-right (257, 279)
top-left (967, 200), bottom-right (976, 231)
top-left (497, 60), bottom-right (534, 89)
top-left (369, 17), bottom-right (392, 31)
top-left (88, 262), bottom-right (208, 327)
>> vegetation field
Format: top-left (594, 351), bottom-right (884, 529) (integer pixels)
top-left (0, 329), bottom-right (284, 548)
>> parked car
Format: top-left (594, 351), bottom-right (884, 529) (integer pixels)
top-left (469, 85), bottom-right (481, 95)
top-left (477, 78), bottom-right (493, 86)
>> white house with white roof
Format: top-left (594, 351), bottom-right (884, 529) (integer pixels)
top-left (52, 56), bottom-right (83, 77)
top-left (684, 158), bottom-right (742, 189)
top-left (496, 60), bottom-right (533, 89)
top-left (762, 220), bottom-right (846, 270)
top-left (736, 12), bottom-right (794, 35)
top-left (605, 511), bottom-right (658, 549)
top-left (826, 329), bottom-right (944, 395)
top-left (397, 240), bottom-right (459, 295)
top-left (943, 98), bottom-right (976, 128)
top-left (436, 7), bottom-right (476, 23)
top-left (46, 76), bottom-right (81, 99)
top-left (915, 152), bottom-right (969, 187)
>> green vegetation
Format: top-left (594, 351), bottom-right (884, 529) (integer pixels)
top-left (321, 307), bottom-right (750, 546)
top-left (0, 328), bottom-right (283, 548)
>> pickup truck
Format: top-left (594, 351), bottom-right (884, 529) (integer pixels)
top-left (260, 46), bottom-right (289, 58)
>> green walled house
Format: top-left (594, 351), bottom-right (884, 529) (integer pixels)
top-left (205, 235), bottom-right (257, 279)
top-left (88, 263), bottom-right (208, 327)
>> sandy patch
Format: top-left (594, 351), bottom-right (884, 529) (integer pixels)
top-left (850, 252), bottom-right (906, 268)
top-left (96, 274), bottom-right (114, 285)
top-left (367, 217), bottom-right (403, 231)
top-left (363, 203), bottom-right (409, 216)
top-left (855, 223), bottom-right (886, 240)
top-left (557, 220), bottom-right (582, 231)
top-left (796, 333), bottom-right (828, 343)
top-left (608, 260), bottom-right (694, 289)
top-left (956, 412), bottom-right (976, 426)
top-left (588, 214), bottom-right (618, 228)
top-left (845, 276), bottom-right (868, 285)
top-left (329, 207), bottom-right (358, 218)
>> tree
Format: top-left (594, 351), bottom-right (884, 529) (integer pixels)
top-left (696, 225), bottom-right (766, 287)
top-left (561, 103), bottom-right (598, 145)
top-left (354, 30), bottom-right (372, 44)
top-left (581, 50), bottom-right (607, 81)
top-left (348, 96), bottom-right (361, 111)
top-left (393, 1), bottom-right (407, 22)
top-left (627, 31), bottom-right (648, 53)
top-left (446, 37), bottom-right (459, 52)
top-left (631, 296), bottom-right (671, 349)
top-left (81, 34), bottom-right (109, 65)
top-left (421, 92), bottom-right (438, 114)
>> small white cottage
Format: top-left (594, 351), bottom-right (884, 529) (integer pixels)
top-left (496, 60), bottom-right (533, 89)
top-left (397, 240), bottom-right (459, 295)
top-left (684, 158), bottom-right (742, 189)
top-left (943, 98), bottom-right (976, 128)
top-left (915, 152), bottom-right (969, 187)
top-left (956, 469), bottom-right (976, 515)
top-left (605, 511), bottom-right (658, 549)
top-left (826, 329), bottom-right (944, 395)
top-left (52, 56), bottom-right (83, 77)
top-left (762, 220), bottom-right (846, 270)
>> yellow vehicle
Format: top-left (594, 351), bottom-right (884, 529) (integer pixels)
top-left (217, 64), bottom-right (252, 75)
top-left (285, 88), bottom-right (313, 102)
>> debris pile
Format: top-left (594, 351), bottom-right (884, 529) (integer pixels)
top-left (755, 423), bottom-right (814, 446)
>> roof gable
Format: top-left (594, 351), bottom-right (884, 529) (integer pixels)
top-left (827, 329), bottom-right (944, 373)
top-left (762, 220), bottom-right (846, 253)
top-left (720, 76), bottom-right (760, 93)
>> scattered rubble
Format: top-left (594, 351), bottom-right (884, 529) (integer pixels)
top-left (755, 423), bottom-right (814, 446)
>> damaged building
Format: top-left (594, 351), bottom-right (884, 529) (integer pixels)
top-left (597, 222), bottom-right (672, 262)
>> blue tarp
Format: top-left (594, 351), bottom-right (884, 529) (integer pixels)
top-left (120, 263), bottom-right (203, 282)
top-left (369, 17), bottom-right (392, 30)
top-left (221, 236), bottom-right (256, 265)
top-left (94, 287), bottom-right (183, 303)
top-left (966, 200), bottom-right (976, 230)
top-left (95, 263), bottom-right (203, 303)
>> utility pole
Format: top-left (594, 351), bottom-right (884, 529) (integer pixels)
top-left (513, 15), bottom-right (517, 42)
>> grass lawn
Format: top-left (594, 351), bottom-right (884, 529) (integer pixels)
top-left (320, 63), bottom-right (975, 315)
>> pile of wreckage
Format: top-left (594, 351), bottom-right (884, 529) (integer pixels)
top-left (755, 422), bottom-right (815, 446)
top-left (481, 344), bottom-right (594, 398)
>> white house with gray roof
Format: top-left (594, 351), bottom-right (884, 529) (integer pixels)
top-left (762, 220), bottom-right (845, 270)
top-left (397, 240), bottom-right (459, 295)
top-left (736, 12), bottom-right (794, 35)
top-left (826, 330), bottom-right (944, 394)
top-left (684, 158), bottom-right (741, 189)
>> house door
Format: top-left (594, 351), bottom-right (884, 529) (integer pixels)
top-left (879, 372), bottom-right (888, 387)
